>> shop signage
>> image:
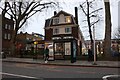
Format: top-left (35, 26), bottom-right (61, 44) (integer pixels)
top-left (52, 36), bottom-right (73, 40)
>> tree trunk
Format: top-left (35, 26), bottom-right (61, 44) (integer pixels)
top-left (103, 0), bottom-right (112, 59)
top-left (87, 0), bottom-right (93, 52)
top-left (10, 22), bottom-right (19, 57)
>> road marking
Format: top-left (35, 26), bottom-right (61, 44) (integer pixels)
top-left (102, 75), bottom-right (120, 80)
top-left (0, 72), bottom-right (38, 79)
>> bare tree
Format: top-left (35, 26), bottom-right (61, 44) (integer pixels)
top-left (79, 0), bottom-right (102, 50)
top-left (113, 27), bottom-right (120, 39)
top-left (1, 0), bottom-right (57, 55)
top-left (1, 0), bottom-right (56, 44)
top-left (103, 0), bottom-right (112, 58)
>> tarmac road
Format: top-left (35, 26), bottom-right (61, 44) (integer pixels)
top-left (1, 62), bottom-right (119, 80)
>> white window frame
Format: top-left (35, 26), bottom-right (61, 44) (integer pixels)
top-left (8, 25), bottom-right (11, 30)
top-left (8, 34), bottom-right (11, 40)
top-left (5, 24), bottom-right (8, 29)
top-left (4, 33), bottom-right (7, 39)
top-left (53, 17), bottom-right (59, 25)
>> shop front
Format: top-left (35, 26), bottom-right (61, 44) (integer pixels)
top-left (52, 37), bottom-right (77, 62)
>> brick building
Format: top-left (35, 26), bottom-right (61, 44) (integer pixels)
top-left (44, 7), bottom-right (85, 61)
top-left (16, 32), bottom-right (44, 55)
top-left (0, 14), bottom-right (14, 54)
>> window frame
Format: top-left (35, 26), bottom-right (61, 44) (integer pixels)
top-left (65, 16), bottom-right (71, 23)
top-left (5, 24), bottom-right (8, 29)
top-left (53, 28), bottom-right (59, 35)
top-left (8, 25), bottom-right (11, 30)
top-left (65, 27), bottom-right (71, 34)
top-left (4, 33), bottom-right (7, 39)
top-left (53, 17), bottom-right (59, 25)
top-left (8, 33), bottom-right (11, 40)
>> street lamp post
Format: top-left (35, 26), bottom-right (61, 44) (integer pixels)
top-left (91, 14), bottom-right (97, 65)
top-left (93, 25), bottom-right (97, 65)
top-left (34, 41), bottom-right (38, 54)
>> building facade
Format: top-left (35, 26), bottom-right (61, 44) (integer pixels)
top-left (44, 7), bottom-right (85, 61)
top-left (0, 15), bottom-right (14, 54)
top-left (16, 32), bottom-right (44, 55)
top-left (85, 39), bottom-right (120, 57)
top-left (0, 15), bottom-right (2, 54)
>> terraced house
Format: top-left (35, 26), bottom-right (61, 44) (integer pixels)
top-left (44, 7), bottom-right (85, 62)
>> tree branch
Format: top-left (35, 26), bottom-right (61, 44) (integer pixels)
top-left (0, 7), bottom-right (14, 19)
top-left (24, 2), bottom-right (54, 20)
top-left (7, 2), bottom-right (16, 17)
top-left (19, 17), bottom-right (28, 29)
top-left (22, 2), bottom-right (35, 18)
top-left (90, 19), bottom-right (100, 27)
top-left (27, 6), bottom-right (49, 19)
top-left (82, 19), bottom-right (87, 22)
top-left (80, 4), bottom-right (87, 16)
top-left (18, 2), bottom-right (22, 16)
top-left (89, 8), bottom-right (103, 15)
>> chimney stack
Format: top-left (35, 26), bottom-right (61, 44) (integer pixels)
top-left (54, 11), bottom-right (57, 16)
top-left (11, 15), bottom-right (13, 20)
top-left (75, 7), bottom-right (78, 24)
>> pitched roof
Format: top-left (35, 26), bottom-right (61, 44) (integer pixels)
top-left (44, 10), bottom-right (76, 28)
top-left (52, 10), bottom-right (73, 18)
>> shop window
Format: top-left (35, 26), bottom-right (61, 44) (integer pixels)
top-left (65, 42), bottom-right (71, 55)
top-left (55, 43), bottom-right (64, 52)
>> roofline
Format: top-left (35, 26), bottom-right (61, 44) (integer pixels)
top-left (51, 10), bottom-right (73, 18)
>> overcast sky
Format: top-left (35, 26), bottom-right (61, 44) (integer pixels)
top-left (17, 0), bottom-right (119, 40)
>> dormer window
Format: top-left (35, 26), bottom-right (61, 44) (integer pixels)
top-left (65, 16), bottom-right (71, 23)
top-left (53, 18), bottom-right (59, 25)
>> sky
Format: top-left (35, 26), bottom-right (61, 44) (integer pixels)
top-left (3, 0), bottom-right (119, 40)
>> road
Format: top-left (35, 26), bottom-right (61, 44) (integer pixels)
top-left (1, 62), bottom-right (120, 80)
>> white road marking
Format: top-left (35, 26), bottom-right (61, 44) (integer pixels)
top-left (102, 75), bottom-right (120, 80)
top-left (0, 72), bottom-right (37, 79)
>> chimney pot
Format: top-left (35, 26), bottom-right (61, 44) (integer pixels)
top-left (54, 11), bottom-right (57, 16)
top-left (11, 15), bottom-right (13, 20)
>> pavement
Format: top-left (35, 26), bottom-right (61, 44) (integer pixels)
top-left (1, 57), bottom-right (120, 68)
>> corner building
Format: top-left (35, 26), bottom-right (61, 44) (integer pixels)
top-left (44, 8), bottom-right (85, 61)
